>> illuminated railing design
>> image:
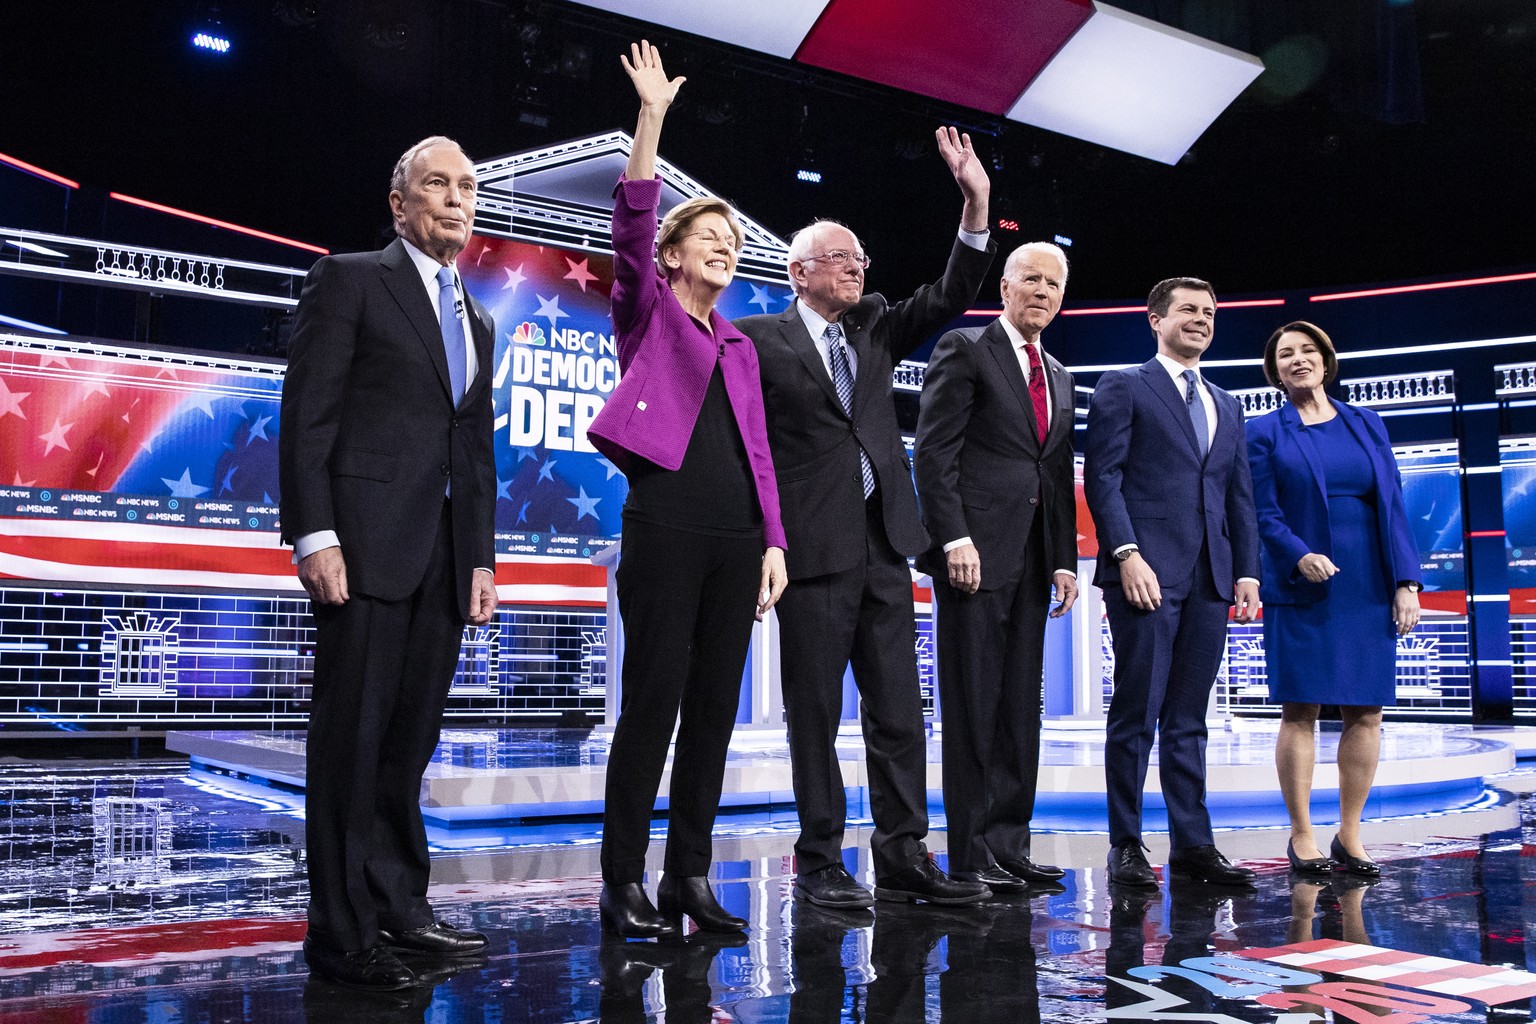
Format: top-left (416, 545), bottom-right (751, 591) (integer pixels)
top-left (0, 228), bottom-right (308, 308)
top-left (1495, 361), bottom-right (1536, 396)
top-left (1233, 370), bottom-right (1456, 418)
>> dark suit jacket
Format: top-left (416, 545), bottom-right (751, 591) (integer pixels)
top-left (735, 236), bottom-right (995, 580)
top-left (279, 238), bottom-right (497, 619)
top-left (913, 321), bottom-right (1076, 588)
top-left (1083, 358), bottom-right (1259, 598)
top-left (1246, 399), bottom-right (1421, 605)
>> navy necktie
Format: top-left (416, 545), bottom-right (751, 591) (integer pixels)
top-left (437, 265), bottom-right (467, 407)
top-left (1183, 369), bottom-right (1210, 458)
top-left (827, 323), bottom-right (875, 499)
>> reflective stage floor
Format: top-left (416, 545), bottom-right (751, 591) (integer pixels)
top-left (5, 728), bottom-right (1536, 1022)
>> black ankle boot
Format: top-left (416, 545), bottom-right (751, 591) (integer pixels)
top-left (600, 882), bottom-right (680, 939)
top-left (656, 875), bottom-right (747, 933)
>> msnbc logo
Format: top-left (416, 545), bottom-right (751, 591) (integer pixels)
top-left (512, 322), bottom-right (547, 347)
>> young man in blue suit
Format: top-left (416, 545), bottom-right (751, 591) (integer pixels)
top-left (1083, 278), bottom-right (1261, 889)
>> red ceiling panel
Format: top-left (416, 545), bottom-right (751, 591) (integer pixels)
top-left (795, 0), bottom-right (1093, 114)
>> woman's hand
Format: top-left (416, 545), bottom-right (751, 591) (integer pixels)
top-left (1393, 585), bottom-right (1421, 636)
top-left (621, 39), bottom-right (684, 110)
top-left (757, 546), bottom-right (788, 620)
top-left (1296, 552), bottom-right (1340, 583)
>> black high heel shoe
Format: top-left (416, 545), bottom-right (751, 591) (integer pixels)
top-left (601, 882), bottom-right (681, 939)
top-left (656, 875), bottom-right (747, 933)
top-left (1330, 836), bottom-right (1382, 878)
top-left (1287, 837), bottom-right (1333, 876)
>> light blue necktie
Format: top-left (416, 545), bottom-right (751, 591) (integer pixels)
top-left (1183, 369), bottom-right (1210, 459)
top-left (437, 265), bottom-right (467, 407)
top-left (827, 323), bottom-right (875, 499)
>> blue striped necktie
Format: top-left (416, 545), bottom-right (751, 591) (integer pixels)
top-left (827, 322), bottom-right (875, 498)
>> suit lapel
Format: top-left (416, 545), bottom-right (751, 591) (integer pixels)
top-left (981, 322), bottom-right (1034, 441)
top-left (380, 239), bottom-right (456, 405)
top-left (1141, 359), bottom-right (1203, 457)
top-left (783, 303), bottom-right (844, 414)
top-left (1043, 352), bottom-right (1074, 453)
top-left (459, 296), bottom-right (494, 408)
top-left (1281, 402), bottom-right (1328, 504)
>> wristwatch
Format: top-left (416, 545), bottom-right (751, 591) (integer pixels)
top-left (1398, 580), bottom-right (1423, 592)
top-left (1114, 546), bottom-right (1139, 562)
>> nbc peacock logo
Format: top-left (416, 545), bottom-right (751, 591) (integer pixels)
top-left (512, 321), bottom-right (547, 347)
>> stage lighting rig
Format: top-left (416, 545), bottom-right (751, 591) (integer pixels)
top-left (191, 5), bottom-right (232, 54)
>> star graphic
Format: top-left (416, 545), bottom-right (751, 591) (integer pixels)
top-left (749, 283), bottom-right (776, 313)
top-left (0, 377), bottom-right (31, 420)
top-left (162, 468), bottom-right (211, 498)
top-left (597, 457), bottom-right (621, 480)
top-left (534, 293), bottom-right (568, 328)
top-left (12, 472), bottom-right (36, 487)
top-left (185, 394), bottom-right (217, 419)
top-left (81, 376), bottom-right (111, 399)
top-left (537, 458), bottom-right (557, 482)
top-left (515, 446), bottom-right (539, 462)
top-left (220, 466), bottom-right (238, 493)
top-left (246, 414), bottom-right (273, 444)
top-left (497, 477), bottom-right (512, 499)
top-left (37, 353), bottom-right (71, 369)
top-left (517, 500), bottom-right (530, 524)
top-left (38, 417), bottom-right (74, 456)
top-left (85, 451), bottom-right (106, 478)
top-left (563, 257), bottom-right (599, 292)
top-left (566, 486), bottom-right (601, 521)
top-left (501, 264), bottom-right (527, 293)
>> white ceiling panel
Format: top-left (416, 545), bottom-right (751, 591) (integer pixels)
top-left (1005, 2), bottom-right (1264, 165)
top-left (560, 0), bottom-right (833, 60)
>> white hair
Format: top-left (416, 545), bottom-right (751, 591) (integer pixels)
top-left (785, 219), bottom-right (863, 295)
top-left (389, 136), bottom-right (470, 196)
top-left (1003, 241), bottom-right (1069, 285)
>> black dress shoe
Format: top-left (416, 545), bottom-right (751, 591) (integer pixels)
top-left (952, 865), bottom-right (1029, 894)
top-left (1330, 836), bottom-right (1382, 877)
top-left (1286, 838), bottom-right (1333, 876)
top-left (997, 856), bottom-right (1066, 882)
top-left (795, 864), bottom-right (875, 909)
top-left (874, 856), bottom-right (989, 904)
top-left (378, 920), bottom-right (488, 956)
top-left (303, 935), bottom-right (415, 991)
top-left (1107, 842), bottom-right (1158, 889)
top-left (657, 874), bottom-right (747, 932)
top-left (1168, 845), bottom-right (1255, 886)
top-left (601, 882), bottom-right (682, 940)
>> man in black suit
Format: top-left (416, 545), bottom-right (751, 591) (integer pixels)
top-left (280, 136), bottom-right (498, 988)
top-left (914, 242), bottom-right (1078, 894)
top-left (735, 127), bottom-right (994, 908)
top-left (1082, 278), bottom-right (1261, 891)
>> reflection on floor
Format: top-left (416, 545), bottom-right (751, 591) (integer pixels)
top-left (3, 737), bottom-right (1536, 1022)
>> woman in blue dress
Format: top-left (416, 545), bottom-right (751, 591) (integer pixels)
top-left (1246, 321), bottom-right (1422, 877)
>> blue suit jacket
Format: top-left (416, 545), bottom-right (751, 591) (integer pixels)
top-left (1083, 358), bottom-right (1260, 598)
top-left (1245, 399), bottom-right (1421, 605)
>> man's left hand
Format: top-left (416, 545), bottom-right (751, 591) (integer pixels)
top-left (1232, 579), bottom-right (1261, 624)
top-left (468, 569), bottom-right (498, 625)
top-left (1049, 571), bottom-right (1078, 618)
top-left (936, 126), bottom-right (990, 212)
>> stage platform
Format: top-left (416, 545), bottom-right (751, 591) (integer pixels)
top-left (165, 721), bottom-right (1528, 835)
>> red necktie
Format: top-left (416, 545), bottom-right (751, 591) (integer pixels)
top-left (1024, 342), bottom-right (1049, 444)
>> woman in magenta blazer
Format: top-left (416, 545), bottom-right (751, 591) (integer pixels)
top-left (586, 41), bottom-right (787, 940)
top-left (1246, 321), bottom-right (1421, 879)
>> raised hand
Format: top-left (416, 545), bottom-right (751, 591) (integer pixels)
top-left (621, 39), bottom-right (685, 109)
top-left (935, 126), bottom-right (990, 232)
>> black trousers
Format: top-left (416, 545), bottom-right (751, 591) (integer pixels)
top-left (305, 505), bottom-right (463, 951)
top-left (600, 519), bottom-right (762, 884)
top-left (933, 513), bottom-right (1050, 874)
top-left (773, 500), bottom-right (929, 878)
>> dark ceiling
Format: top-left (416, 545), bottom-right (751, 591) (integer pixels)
top-left (4, 1), bottom-right (1534, 306)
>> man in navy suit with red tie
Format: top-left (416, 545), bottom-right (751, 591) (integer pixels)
top-left (1083, 277), bottom-right (1261, 890)
top-left (280, 137), bottom-right (497, 988)
top-left (914, 242), bottom-right (1078, 894)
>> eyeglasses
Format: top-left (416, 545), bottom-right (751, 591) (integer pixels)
top-left (802, 249), bottom-right (871, 270)
top-left (682, 230), bottom-right (742, 251)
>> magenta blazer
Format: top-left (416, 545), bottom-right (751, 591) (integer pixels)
top-left (585, 176), bottom-right (786, 551)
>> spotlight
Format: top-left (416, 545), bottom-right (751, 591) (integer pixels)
top-left (997, 218), bottom-right (1020, 232)
top-left (1053, 234), bottom-right (1074, 247)
top-left (191, 5), bottom-right (232, 54)
top-left (795, 168), bottom-right (823, 184)
top-left (192, 32), bottom-right (231, 53)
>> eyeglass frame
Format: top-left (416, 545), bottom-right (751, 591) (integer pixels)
top-left (800, 249), bottom-right (872, 270)
top-left (680, 229), bottom-right (743, 251)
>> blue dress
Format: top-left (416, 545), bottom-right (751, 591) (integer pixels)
top-left (1264, 415), bottom-right (1397, 706)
